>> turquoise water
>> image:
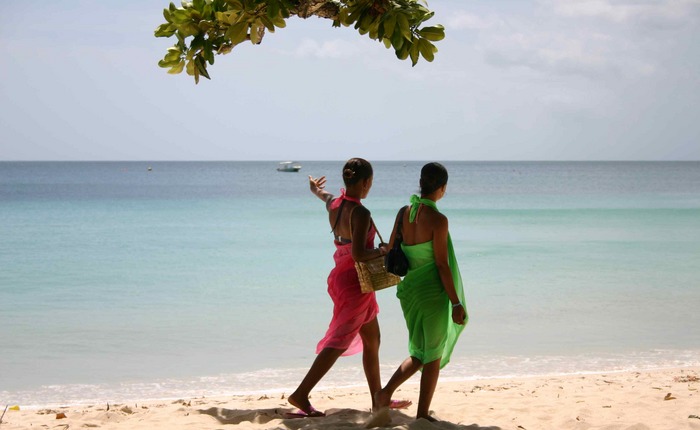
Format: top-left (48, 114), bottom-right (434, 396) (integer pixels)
top-left (1, 161), bottom-right (699, 406)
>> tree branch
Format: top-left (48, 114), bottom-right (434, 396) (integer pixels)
top-left (154, 0), bottom-right (445, 83)
top-left (291, 0), bottom-right (340, 19)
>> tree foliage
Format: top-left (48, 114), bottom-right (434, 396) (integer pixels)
top-left (155, 0), bottom-right (445, 83)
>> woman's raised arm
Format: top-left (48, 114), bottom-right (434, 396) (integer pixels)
top-left (309, 175), bottom-right (334, 209)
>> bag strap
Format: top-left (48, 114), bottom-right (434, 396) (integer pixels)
top-left (374, 218), bottom-right (385, 244)
top-left (395, 206), bottom-right (408, 242)
top-left (349, 205), bottom-right (384, 244)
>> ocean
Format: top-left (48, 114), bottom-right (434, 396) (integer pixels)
top-left (1, 161), bottom-right (699, 407)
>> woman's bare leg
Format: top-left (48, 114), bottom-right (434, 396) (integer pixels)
top-left (289, 347), bottom-right (345, 415)
top-left (416, 358), bottom-right (440, 421)
top-left (374, 356), bottom-right (423, 408)
top-left (359, 317), bottom-right (382, 406)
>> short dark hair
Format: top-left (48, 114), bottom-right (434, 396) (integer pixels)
top-left (420, 162), bottom-right (448, 195)
top-left (342, 158), bottom-right (373, 186)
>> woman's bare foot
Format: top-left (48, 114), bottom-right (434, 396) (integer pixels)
top-left (372, 388), bottom-right (391, 411)
top-left (288, 392), bottom-right (325, 417)
top-left (417, 414), bottom-right (437, 422)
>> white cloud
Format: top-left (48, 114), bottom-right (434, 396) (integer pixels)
top-left (480, 31), bottom-right (618, 79)
top-left (293, 38), bottom-right (362, 59)
top-left (447, 12), bottom-right (503, 30)
top-left (446, 0), bottom-right (697, 81)
top-left (543, 0), bottom-right (700, 29)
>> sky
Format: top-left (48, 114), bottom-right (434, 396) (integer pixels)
top-left (1, 0), bottom-right (699, 161)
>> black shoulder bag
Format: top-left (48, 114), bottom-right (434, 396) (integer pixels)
top-left (385, 206), bottom-right (410, 276)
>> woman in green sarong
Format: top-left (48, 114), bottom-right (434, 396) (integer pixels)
top-left (373, 162), bottom-right (467, 422)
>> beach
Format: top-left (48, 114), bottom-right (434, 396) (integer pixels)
top-left (2, 367), bottom-right (698, 429)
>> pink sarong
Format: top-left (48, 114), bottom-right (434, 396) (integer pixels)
top-left (316, 196), bottom-right (379, 356)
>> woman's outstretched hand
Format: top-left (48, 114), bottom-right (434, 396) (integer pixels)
top-left (309, 175), bottom-right (327, 193)
top-left (309, 175), bottom-right (333, 204)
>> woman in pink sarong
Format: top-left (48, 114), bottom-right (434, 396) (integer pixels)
top-left (288, 158), bottom-right (405, 418)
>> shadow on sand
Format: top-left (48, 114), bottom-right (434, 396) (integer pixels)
top-left (198, 406), bottom-right (502, 430)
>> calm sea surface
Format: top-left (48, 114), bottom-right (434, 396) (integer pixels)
top-left (1, 161), bottom-right (699, 406)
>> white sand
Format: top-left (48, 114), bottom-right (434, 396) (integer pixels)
top-left (2, 367), bottom-right (699, 429)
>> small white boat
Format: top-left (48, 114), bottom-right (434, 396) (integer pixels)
top-left (277, 161), bottom-right (301, 172)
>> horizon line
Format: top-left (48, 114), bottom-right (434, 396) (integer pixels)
top-left (1, 159), bottom-right (699, 163)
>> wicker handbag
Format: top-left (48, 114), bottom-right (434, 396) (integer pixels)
top-left (356, 254), bottom-right (401, 293)
top-left (352, 214), bottom-right (401, 293)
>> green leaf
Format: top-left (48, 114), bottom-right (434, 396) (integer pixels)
top-left (396, 42), bottom-right (410, 60)
top-left (266, 0), bottom-right (279, 20)
top-left (154, 23), bottom-right (177, 37)
top-left (226, 21), bottom-right (249, 45)
top-left (271, 13), bottom-right (286, 28)
top-left (165, 50), bottom-right (181, 62)
top-left (338, 8), bottom-right (350, 26)
top-left (171, 9), bottom-right (190, 24)
top-left (249, 21), bottom-right (263, 44)
top-left (158, 58), bottom-right (181, 68)
top-left (203, 43), bottom-right (215, 64)
top-left (347, 7), bottom-right (363, 26)
top-left (391, 29), bottom-right (404, 51)
top-left (218, 43), bottom-right (234, 54)
top-left (396, 12), bottom-right (411, 41)
top-left (199, 20), bottom-right (214, 31)
top-left (203, 4), bottom-right (213, 18)
top-left (369, 21), bottom-right (379, 40)
top-left (168, 60), bottom-right (186, 74)
top-left (418, 38), bottom-right (434, 62)
top-left (190, 35), bottom-right (204, 51)
top-left (418, 25), bottom-right (444, 41)
top-left (409, 39), bottom-right (419, 66)
top-left (359, 11), bottom-right (373, 32)
top-left (226, 12), bottom-right (239, 25)
top-left (260, 15), bottom-right (275, 32)
top-left (163, 8), bottom-right (173, 23)
top-left (278, 2), bottom-right (290, 19)
top-left (419, 11), bottom-right (435, 24)
top-left (382, 14), bottom-right (396, 41)
top-left (225, 0), bottom-right (243, 9)
top-left (194, 56), bottom-right (211, 80)
top-left (183, 23), bottom-right (200, 37)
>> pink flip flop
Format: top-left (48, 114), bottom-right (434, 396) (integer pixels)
top-left (284, 406), bottom-right (325, 419)
top-left (390, 399), bottom-right (412, 409)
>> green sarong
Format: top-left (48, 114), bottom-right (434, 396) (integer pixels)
top-left (396, 195), bottom-right (467, 369)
